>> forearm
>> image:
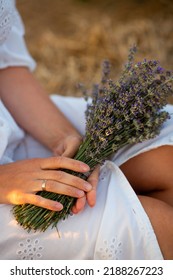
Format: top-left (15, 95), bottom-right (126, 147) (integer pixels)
top-left (0, 67), bottom-right (81, 150)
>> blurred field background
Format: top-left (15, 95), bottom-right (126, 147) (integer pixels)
top-left (17, 0), bottom-right (173, 101)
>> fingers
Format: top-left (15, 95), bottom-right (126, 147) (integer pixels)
top-left (62, 136), bottom-right (83, 158)
top-left (8, 191), bottom-right (63, 211)
top-left (40, 156), bottom-right (90, 173)
top-left (38, 157), bottom-right (92, 199)
top-left (72, 166), bottom-right (100, 214)
top-left (72, 196), bottom-right (86, 214)
top-left (34, 169), bottom-right (92, 200)
top-left (10, 157), bottom-right (99, 213)
top-left (36, 179), bottom-right (85, 198)
top-left (86, 166), bottom-right (100, 207)
top-left (54, 135), bottom-right (82, 158)
top-left (24, 193), bottom-right (63, 211)
top-left (1, 156), bottom-right (98, 213)
top-left (37, 170), bottom-right (92, 193)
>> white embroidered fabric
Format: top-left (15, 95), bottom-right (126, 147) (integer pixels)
top-left (0, 0), bottom-right (36, 70)
top-left (16, 238), bottom-right (44, 260)
top-left (0, 0), bottom-right (13, 45)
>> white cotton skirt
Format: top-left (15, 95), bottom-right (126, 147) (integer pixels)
top-left (1, 95), bottom-right (173, 260)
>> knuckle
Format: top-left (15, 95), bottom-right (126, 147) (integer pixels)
top-left (39, 158), bottom-right (49, 169)
top-left (31, 158), bottom-right (41, 166)
top-left (67, 185), bottom-right (83, 197)
top-left (56, 170), bottom-right (64, 181)
top-left (71, 176), bottom-right (85, 189)
top-left (71, 176), bottom-right (80, 186)
top-left (56, 156), bottom-right (64, 166)
top-left (48, 180), bottom-right (56, 190)
top-left (12, 192), bottom-right (23, 205)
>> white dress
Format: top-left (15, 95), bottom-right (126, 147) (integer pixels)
top-left (0, 0), bottom-right (172, 260)
top-left (0, 0), bottom-right (35, 69)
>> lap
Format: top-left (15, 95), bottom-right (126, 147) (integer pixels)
top-left (0, 162), bottom-right (163, 260)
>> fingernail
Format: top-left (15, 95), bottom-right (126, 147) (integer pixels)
top-left (84, 182), bottom-right (92, 191)
top-left (54, 202), bottom-right (63, 210)
top-left (81, 164), bottom-right (90, 171)
top-left (77, 190), bottom-right (84, 197)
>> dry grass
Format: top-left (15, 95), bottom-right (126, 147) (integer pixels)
top-left (17, 0), bottom-right (173, 102)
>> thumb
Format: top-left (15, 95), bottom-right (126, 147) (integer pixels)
top-left (62, 135), bottom-right (83, 158)
top-left (54, 142), bottom-right (65, 156)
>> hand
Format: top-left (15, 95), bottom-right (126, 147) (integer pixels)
top-left (53, 134), bottom-right (83, 158)
top-left (53, 135), bottom-right (100, 213)
top-left (71, 165), bottom-right (100, 214)
top-left (0, 156), bottom-right (92, 211)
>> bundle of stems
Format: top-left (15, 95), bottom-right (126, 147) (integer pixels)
top-left (13, 46), bottom-right (173, 232)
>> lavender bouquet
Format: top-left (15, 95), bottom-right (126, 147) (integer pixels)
top-left (13, 46), bottom-right (173, 232)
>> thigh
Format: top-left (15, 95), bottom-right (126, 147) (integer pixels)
top-left (139, 195), bottom-right (173, 260)
top-left (120, 145), bottom-right (173, 205)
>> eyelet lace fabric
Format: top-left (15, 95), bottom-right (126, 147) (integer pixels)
top-left (97, 237), bottom-right (123, 260)
top-left (16, 238), bottom-right (44, 260)
top-left (0, 0), bottom-right (14, 45)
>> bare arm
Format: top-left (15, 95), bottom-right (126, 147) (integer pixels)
top-left (0, 66), bottom-right (82, 153)
top-left (0, 66), bottom-right (98, 212)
